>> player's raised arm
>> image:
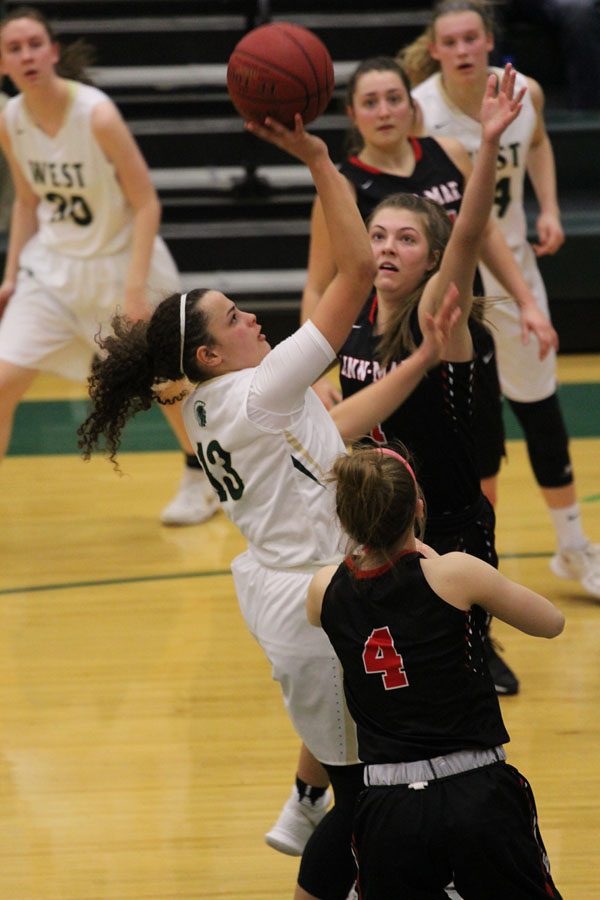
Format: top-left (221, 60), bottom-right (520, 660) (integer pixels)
top-left (246, 115), bottom-right (376, 353)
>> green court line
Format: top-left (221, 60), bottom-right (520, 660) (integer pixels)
top-left (0, 568), bottom-right (233, 597)
top-left (8, 381), bottom-right (600, 456)
top-left (0, 552), bottom-right (554, 597)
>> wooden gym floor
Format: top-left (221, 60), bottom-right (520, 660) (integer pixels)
top-left (1, 355), bottom-right (599, 899)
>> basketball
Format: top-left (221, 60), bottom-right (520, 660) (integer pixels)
top-left (226, 22), bottom-right (335, 126)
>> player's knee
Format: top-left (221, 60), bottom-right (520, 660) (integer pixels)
top-left (0, 362), bottom-right (37, 411)
top-left (507, 394), bottom-right (572, 487)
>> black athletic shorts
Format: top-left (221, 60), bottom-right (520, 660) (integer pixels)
top-left (353, 762), bottom-right (562, 900)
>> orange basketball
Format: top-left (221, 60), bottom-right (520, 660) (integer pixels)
top-left (227, 22), bottom-right (335, 126)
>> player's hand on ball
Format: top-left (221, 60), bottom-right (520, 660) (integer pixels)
top-left (245, 114), bottom-right (328, 165)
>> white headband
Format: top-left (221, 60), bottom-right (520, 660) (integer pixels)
top-left (179, 291), bottom-right (188, 376)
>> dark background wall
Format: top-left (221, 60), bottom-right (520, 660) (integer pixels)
top-left (1, 0), bottom-right (599, 351)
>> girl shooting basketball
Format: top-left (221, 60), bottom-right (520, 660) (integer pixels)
top-left (78, 110), bottom-right (459, 900)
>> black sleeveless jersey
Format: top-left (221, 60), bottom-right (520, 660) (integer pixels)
top-left (339, 138), bottom-right (503, 492)
top-left (320, 551), bottom-right (509, 764)
top-left (339, 301), bottom-right (483, 520)
top-left (340, 137), bottom-right (464, 224)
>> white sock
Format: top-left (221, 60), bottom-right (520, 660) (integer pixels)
top-left (548, 503), bottom-right (588, 552)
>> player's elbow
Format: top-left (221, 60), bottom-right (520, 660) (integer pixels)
top-left (544, 609), bottom-right (565, 638)
top-left (355, 256), bottom-right (377, 291)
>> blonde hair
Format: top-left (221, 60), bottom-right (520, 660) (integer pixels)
top-left (398, 0), bottom-right (496, 87)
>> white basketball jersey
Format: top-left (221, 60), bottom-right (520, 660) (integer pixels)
top-left (4, 81), bottom-right (132, 257)
top-left (413, 68), bottom-right (536, 251)
top-left (414, 69), bottom-right (556, 402)
top-left (182, 321), bottom-right (346, 570)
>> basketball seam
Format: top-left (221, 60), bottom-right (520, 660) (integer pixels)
top-left (279, 24), bottom-right (325, 103)
top-left (280, 24), bottom-right (334, 117)
top-left (229, 49), bottom-right (312, 96)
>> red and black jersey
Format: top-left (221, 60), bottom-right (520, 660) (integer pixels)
top-left (320, 551), bottom-right (509, 764)
top-left (339, 301), bottom-right (483, 522)
top-left (340, 137), bottom-right (464, 224)
top-left (338, 138), bottom-right (505, 500)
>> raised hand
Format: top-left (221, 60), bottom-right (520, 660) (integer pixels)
top-left (245, 113), bottom-right (328, 167)
top-left (480, 63), bottom-right (526, 143)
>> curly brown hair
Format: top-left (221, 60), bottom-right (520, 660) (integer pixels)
top-left (78, 288), bottom-right (211, 468)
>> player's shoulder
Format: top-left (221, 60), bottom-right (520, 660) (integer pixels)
top-left (523, 75), bottom-right (545, 112)
top-left (1, 90), bottom-right (22, 125)
top-left (411, 72), bottom-right (440, 99)
top-left (71, 81), bottom-right (110, 108)
top-left (432, 135), bottom-right (471, 170)
top-left (427, 551), bottom-right (489, 581)
top-left (489, 66), bottom-right (540, 108)
top-left (314, 564), bottom-right (339, 596)
top-left (64, 82), bottom-right (117, 139)
top-left (87, 88), bottom-right (124, 135)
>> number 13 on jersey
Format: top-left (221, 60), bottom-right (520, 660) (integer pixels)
top-left (363, 626), bottom-right (409, 690)
top-left (196, 440), bottom-right (244, 502)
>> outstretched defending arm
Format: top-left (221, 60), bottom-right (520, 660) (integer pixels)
top-left (419, 65), bottom-right (525, 362)
top-left (330, 284), bottom-right (460, 441)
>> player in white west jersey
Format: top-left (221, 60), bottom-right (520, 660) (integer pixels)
top-left (401, 0), bottom-right (600, 599)
top-left (413, 68), bottom-right (553, 401)
top-left (0, 8), bottom-right (217, 526)
top-left (78, 110), bottom-right (461, 899)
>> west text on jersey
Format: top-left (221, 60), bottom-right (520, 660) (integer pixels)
top-left (28, 160), bottom-right (85, 189)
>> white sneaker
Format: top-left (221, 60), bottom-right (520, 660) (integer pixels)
top-left (160, 467), bottom-right (219, 526)
top-left (265, 787), bottom-right (332, 856)
top-left (550, 541), bottom-right (600, 598)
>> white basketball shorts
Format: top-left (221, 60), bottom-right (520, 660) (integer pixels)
top-left (231, 550), bottom-right (359, 766)
top-left (0, 234), bottom-right (180, 381)
top-left (480, 241), bottom-right (557, 404)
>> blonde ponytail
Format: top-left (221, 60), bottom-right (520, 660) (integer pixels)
top-left (397, 32), bottom-right (438, 88)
